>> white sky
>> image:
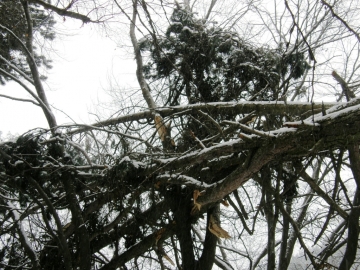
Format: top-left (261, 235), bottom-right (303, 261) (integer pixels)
top-left (0, 19), bottom-right (137, 137)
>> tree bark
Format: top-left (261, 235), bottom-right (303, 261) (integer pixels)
top-left (261, 167), bottom-right (277, 270)
top-left (172, 191), bottom-right (196, 270)
top-left (21, 0), bottom-right (58, 133)
top-left (197, 205), bottom-right (219, 270)
top-left (339, 145), bottom-right (360, 270)
top-left (61, 172), bottom-right (91, 270)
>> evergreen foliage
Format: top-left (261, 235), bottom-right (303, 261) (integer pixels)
top-left (0, 0), bottom-right (55, 84)
top-left (140, 7), bottom-right (310, 105)
top-left (140, 7), bottom-right (311, 151)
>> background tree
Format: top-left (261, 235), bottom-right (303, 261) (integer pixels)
top-left (0, 0), bottom-right (55, 85)
top-left (0, 1), bottom-right (360, 270)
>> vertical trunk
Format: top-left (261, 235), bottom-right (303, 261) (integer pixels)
top-left (261, 167), bottom-right (277, 270)
top-left (265, 196), bottom-right (276, 270)
top-left (129, 0), bottom-right (156, 110)
top-left (171, 191), bottom-right (196, 270)
top-left (339, 145), bottom-right (360, 270)
top-left (197, 205), bottom-right (219, 270)
top-left (128, 0), bottom-right (174, 151)
top-left (278, 203), bottom-right (291, 269)
top-left (329, 70), bottom-right (360, 269)
top-left (62, 172), bottom-right (91, 270)
top-left (338, 189), bottom-right (360, 270)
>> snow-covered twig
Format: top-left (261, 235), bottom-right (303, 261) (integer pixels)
top-left (7, 201), bottom-right (40, 268)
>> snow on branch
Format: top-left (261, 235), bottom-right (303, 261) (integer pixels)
top-left (7, 201), bottom-right (40, 268)
top-left (69, 101), bottom-right (339, 135)
top-left (157, 173), bottom-right (212, 188)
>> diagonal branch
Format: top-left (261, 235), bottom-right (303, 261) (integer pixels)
top-left (294, 166), bottom-right (348, 219)
top-left (332, 70), bottom-right (356, 101)
top-left (129, 0), bottom-right (156, 110)
top-left (195, 102), bottom-right (360, 208)
top-left (6, 201), bottom-right (40, 269)
top-left (29, 0), bottom-right (92, 23)
top-left (98, 225), bottom-right (175, 270)
top-left (21, 1), bottom-right (58, 131)
top-left (68, 101), bottom-right (339, 135)
top-left (321, 0), bottom-right (360, 43)
top-left (0, 94), bottom-right (40, 106)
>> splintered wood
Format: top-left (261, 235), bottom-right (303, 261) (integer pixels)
top-left (208, 214), bottom-right (231, 239)
top-left (155, 114), bottom-right (167, 142)
top-left (154, 228), bottom-right (175, 266)
top-left (191, 189), bottom-right (204, 215)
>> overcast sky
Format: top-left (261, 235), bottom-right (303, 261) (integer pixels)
top-left (0, 1), bottom-right (351, 139)
top-left (0, 18), bottom-right (137, 138)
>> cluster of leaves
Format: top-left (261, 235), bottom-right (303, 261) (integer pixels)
top-left (0, 0), bottom-right (55, 84)
top-left (140, 7), bottom-right (310, 105)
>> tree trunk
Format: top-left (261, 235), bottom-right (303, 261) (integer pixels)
top-left (197, 205), bottom-right (219, 270)
top-left (339, 145), bottom-right (360, 270)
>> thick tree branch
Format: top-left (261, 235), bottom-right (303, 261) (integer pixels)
top-left (28, 0), bottom-right (92, 23)
top-left (332, 70), bottom-right (356, 101)
top-left (195, 101), bottom-right (360, 208)
top-left (68, 101), bottom-right (339, 135)
top-left (339, 144), bottom-right (360, 269)
top-left (129, 0), bottom-right (156, 110)
top-left (21, 1), bottom-right (58, 132)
